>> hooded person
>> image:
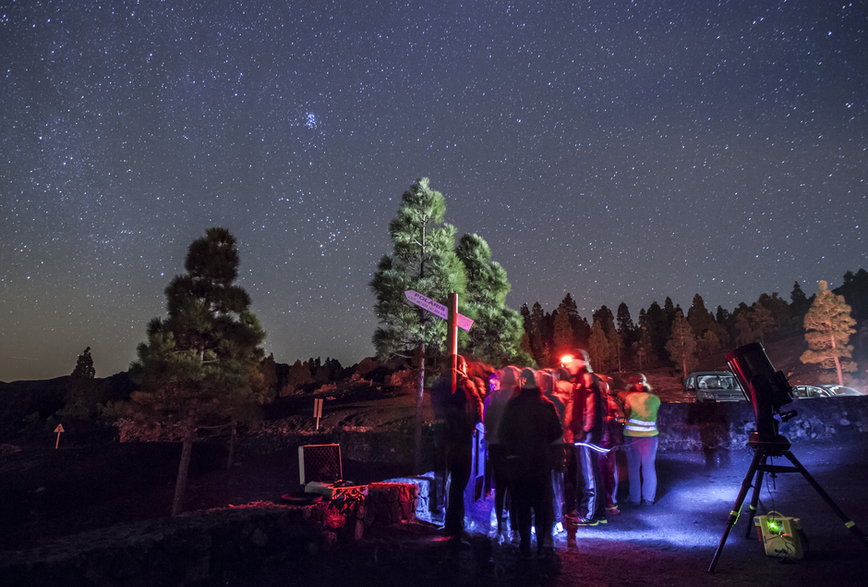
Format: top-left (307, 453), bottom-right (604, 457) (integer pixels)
top-left (499, 368), bottom-right (563, 559)
top-left (483, 365), bottom-right (521, 536)
top-left (431, 355), bottom-right (483, 546)
top-left (538, 369), bottom-right (568, 535)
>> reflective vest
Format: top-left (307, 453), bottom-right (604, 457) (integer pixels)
top-left (624, 392), bottom-right (660, 437)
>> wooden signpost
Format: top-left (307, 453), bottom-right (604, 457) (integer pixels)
top-left (404, 291), bottom-right (472, 471)
top-left (54, 424), bottom-right (64, 449)
top-left (404, 289), bottom-right (473, 393)
top-left (313, 398), bottom-right (324, 430)
top-left (403, 290), bottom-right (473, 332)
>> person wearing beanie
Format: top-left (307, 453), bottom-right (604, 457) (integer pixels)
top-left (499, 368), bottom-right (563, 559)
top-left (561, 349), bottom-right (608, 526)
top-left (623, 373), bottom-right (661, 506)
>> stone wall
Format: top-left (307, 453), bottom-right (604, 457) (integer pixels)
top-left (0, 484), bottom-right (418, 587)
top-left (658, 396), bottom-right (868, 451)
top-left (241, 397), bottom-right (868, 467)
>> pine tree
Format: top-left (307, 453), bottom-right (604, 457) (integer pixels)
top-left (836, 269), bottom-right (868, 324)
top-left (71, 347), bottom-right (96, 379)
top-left (61, 347), bottom-right (99, 421)
top-left (666, 309), bottom-right (697, 380)
top-left (126, 228), bottom-right (268, 516)
top-left (697, 329), bottom-right (722, 362)
top-left (615, 302), bottom-right (637, 370)
top-left (757, 292), bottom-right (791, 336)
top-left (285, 359), bottom-right (314, 390)
top-left (371, 178), bottom-right (466, 360)
top-left (643, 301), bottom-right (669, 365)
top-left (588, 319), bottom-right (613, 371)
top-left (616, 302), bottom-right (637, 352)
top-left (591, 305), bottom-right (618, 371)
top-left (574, 314), bottom-right (592, 350)
top-left (800, 280), bottom-right (857, 385)
top-left (592, 305), bottom-right (616, 337)
top-left (552, 308), bottom-right (575, 359)
top-left (456, 233), bottom-right (530, 365)
top-left (527, 301), bottom-right (549, 366)
top-left (687, 294), bottom-right (716, 337)
top-left (750, 301), bottom-right (776, 342)
top-left (553, 294), bottom-right (580, 358)
top-left (733, 303), bottom-right (756, 346)
top-left (715, 305), bottom-right (732, 330)
top-left (790, 281), bottom-right (810, 321)
top-left (369, 178), bottom-right (466, 469)
top-left (635, 321), bottom-right (654, 370)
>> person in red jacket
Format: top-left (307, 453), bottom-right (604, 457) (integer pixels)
top-left (562, 350), bottom-right (608, 526)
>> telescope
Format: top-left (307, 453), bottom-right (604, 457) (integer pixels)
top-left (725, 342), bottom-right (794, 445)
top-left (710, 342), bottom-right (868, 572)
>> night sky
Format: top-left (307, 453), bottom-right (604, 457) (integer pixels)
top-left (2, 1), bottom-right (866, 382)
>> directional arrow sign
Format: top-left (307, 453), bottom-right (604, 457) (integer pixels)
top-left (404, 290), bottom-right (474, 331)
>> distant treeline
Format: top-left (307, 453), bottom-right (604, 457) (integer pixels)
top-left (519, 268), bottom-right (868, 372)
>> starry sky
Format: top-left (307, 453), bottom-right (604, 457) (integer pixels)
top-left (1, 1), bottom-right (866, 382)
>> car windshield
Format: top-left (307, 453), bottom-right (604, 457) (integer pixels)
top-left (821, 385), bottom-right (862, 396)
top-left (698, 375), bottom-right (737, 389)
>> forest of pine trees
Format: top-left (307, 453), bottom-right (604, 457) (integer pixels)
top-left (520, 269), bottom-right (868, 379)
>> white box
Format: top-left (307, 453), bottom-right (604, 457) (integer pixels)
top-left (754, 511), bottom-right (806, 560)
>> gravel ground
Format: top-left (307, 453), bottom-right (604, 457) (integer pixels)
top-left (237, 434), bottom-right (868, 586)
top-left (3, 429), bottom-right (866, 586)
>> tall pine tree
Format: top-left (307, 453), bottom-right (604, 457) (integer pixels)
top-left (126, 228), bottom-right (267, 516)
top-left (800, 280), bottom-right (857, 385)
top-left (588, 317), bottom-right (614, 372)
top-left (370, 178), bottom-right (466, 470)
top-left (616, 302), bottom-right (637, 366)
top-left (666, 309), bottom-right (697, 379)
top-left (456, 233), bottom-right (529, 365)
top-left (553, 295), bottom-right (579, 358)
top-left (687, 294), bottom-right (716, 338)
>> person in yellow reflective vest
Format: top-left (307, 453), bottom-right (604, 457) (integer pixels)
top-left (622, 373), bottom-right (661, 506)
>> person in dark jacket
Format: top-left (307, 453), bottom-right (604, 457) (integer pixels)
top-left (431, 355), bottom-right (483, 545)
top-left (500, 368), bottom-right (563, 559)
top-left (483, 365), bottom-right (520, 537)
top-left (562, 350), bottom-right (608, 526)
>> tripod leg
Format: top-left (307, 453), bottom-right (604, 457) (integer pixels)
top-left (743, 455), bottom-right (767, 538)
top-left (709, 450), bottom-right (764, 573)
top-left (784, 451), bottom-right (868, 548)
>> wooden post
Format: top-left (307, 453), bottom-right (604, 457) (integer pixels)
top-left (447, 293), bottom-right (459, 393)
top-left (53, 424), bottom-right (64, 449)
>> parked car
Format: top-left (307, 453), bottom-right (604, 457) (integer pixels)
top-left (684, 371), bottom-right (745, 402)
top-left (790, 384), bottom-right (864, 399)
top-left (791, 384), bottom-right (833, 399)
top-left (819, 385), bottom-right (863, 397)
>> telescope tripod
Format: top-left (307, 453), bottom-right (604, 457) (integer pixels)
top-left (708, 435), bottom-right (868, 573)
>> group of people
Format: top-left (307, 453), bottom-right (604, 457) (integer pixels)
top-left (432, 350), bottom-right (661, 559)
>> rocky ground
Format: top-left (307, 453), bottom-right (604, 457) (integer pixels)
top-left (230, 434), bottom-right (868, 586)
top-left (3, 370), bottom-right (867, 585)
